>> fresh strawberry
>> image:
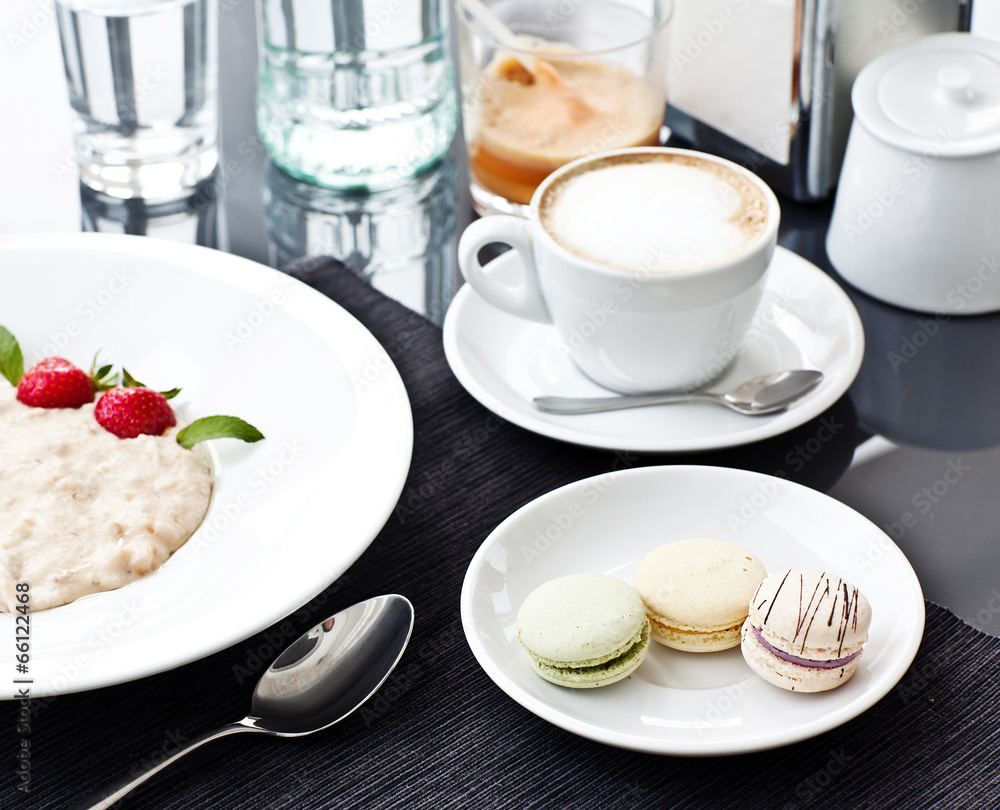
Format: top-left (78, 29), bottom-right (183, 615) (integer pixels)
top-left (95, 386), bottom-right (177, 439)
top-left (17, 358), bottom-right (96, 409)
top-left (2, 323), bottom-right (263, 447)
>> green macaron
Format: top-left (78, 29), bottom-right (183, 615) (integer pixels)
top-left (517, 573), bottom-right (650, 688)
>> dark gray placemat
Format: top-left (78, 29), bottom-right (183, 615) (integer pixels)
top-left (2, 257), bottom-right (994, 810)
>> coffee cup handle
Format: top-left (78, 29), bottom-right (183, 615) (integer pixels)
top-left (457, 215), bottom-right (551, 323)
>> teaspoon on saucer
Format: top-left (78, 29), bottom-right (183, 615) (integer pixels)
top-left (533, 370), bottom-right (824, 416)
top-left (77, 594), bottom-right (414, 810)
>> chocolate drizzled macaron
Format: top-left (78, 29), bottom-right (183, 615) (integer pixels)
top-left (741, 569), bottom-right (873, 692)
top-left (633, 538), bottom-right (767, 652)
top-left (517, 573), bottom-right (650, 688)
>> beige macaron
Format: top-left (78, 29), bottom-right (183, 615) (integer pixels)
top-left (741, 568), bottom-right (873, 692)
top-left (633, 538), bottom-right (767, 652)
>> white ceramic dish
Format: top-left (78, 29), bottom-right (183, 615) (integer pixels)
top-left (443, 246), bottom-right (864, 453)
top-left (0, 234), bottom-right (413, 699)
top-left (461, 465), bottom-right (925, 756)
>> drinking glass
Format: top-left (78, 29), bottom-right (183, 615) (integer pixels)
top-left (455, 0), bottom-right (672, 216)
top-left (55, 0), bottom-right (219, 201)
top-left (256, 0), bottom-right (458, 191)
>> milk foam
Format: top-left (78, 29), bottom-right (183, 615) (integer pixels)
top-left (540, 157), bottom-right (768, 273)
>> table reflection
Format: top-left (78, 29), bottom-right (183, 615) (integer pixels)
top-left (263, 153), bottom-right (463, 325)
top-left (76, 152), bottom-right (468, 327)
top-left (80, 171), bottom-right (225, 250)
top-left (841, 281), bottom-right (1000, 452)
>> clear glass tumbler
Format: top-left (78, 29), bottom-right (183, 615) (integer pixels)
top-left (456, 0), bottom-right (672, 215)
top-left (55, 0), bottom-right (219, 202)
top-left (256, 0), bottom-right (458, 191)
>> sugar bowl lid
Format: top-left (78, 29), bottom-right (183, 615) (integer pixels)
top-left (852, 33), bottom-right (1000, 156)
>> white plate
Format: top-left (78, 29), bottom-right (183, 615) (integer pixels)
top-left (461, 465), bottom-right (925, 756)
top-left (443, 246), bottom-right (864, 453)
top-left (0, 234), bottom-right (412, 699)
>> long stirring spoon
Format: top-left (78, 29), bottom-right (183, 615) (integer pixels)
top-left (533, 370), bottom-right (824, 416)
top-left (77, 594), bottom-right (414, 810)
top-left (454, 0), bottom-right (575, 90)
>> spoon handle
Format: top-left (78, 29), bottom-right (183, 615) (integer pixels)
top-left (533, 392), bottom-right (719, 415)
top-left (74, 722), bottom-right (254, 810)
top-left (454, 0), bottom-right (520, 49)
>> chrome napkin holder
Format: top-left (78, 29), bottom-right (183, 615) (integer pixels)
top-left (663, 0), bottom-right (971, 200)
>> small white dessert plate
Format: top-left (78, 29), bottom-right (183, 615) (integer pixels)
top-left (460, 465), bottom-right (925, 756)
top-left (442, 246), bottom-right (864, 453)
top-left (0, 234), bottom-right (412, 698)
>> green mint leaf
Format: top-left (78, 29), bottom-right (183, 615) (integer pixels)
top-left (159, 387), bottom-right (182, 400)
top-left (0, 325), bottom-right (24, 387)
top-left (176, 415), bottom-right (265, 449)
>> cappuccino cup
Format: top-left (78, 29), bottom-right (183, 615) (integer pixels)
top-left (457, 147), bottom-right (780, 394)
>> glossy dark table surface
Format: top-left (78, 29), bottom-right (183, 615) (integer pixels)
top-left (4, 1), bottom-right (1000, 639)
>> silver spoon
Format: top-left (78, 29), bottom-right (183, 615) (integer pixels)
top-left (533, 369), bottom-right (824, 416)
top-left (78, 594), bottom-right (415, 810)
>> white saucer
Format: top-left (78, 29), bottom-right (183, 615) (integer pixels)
top-left (442, 246), bottom-right (864, 453)
top-left (460, 465), bottom-right (925, 756)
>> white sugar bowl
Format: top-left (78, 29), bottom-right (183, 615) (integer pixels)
top-left (827, 33), bottom-right (1000, 315)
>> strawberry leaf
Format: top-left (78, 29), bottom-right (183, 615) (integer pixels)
top-left (0, 325), bottom-right (24, 387)
top-left (122, 368), bottom-right (143, 388)
top-left (159, 387), bottom-right (182, 400)
top-left (176, 416), bottom-right (265, 448)
top-left (89, 353), bottom-right (118, 391)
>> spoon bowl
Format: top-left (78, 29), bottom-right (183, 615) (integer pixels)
top-left (250, 594), bottom-right (414, 735)
top-left (78, 594), bottom-right (414, 809)
top-left (533, 370), bottom-right (824, 416)
top-left (250, 594), bottom-right (413, 737)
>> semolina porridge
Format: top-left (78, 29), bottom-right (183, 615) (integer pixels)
top-left (0, 387), bottom-right (213, 612)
